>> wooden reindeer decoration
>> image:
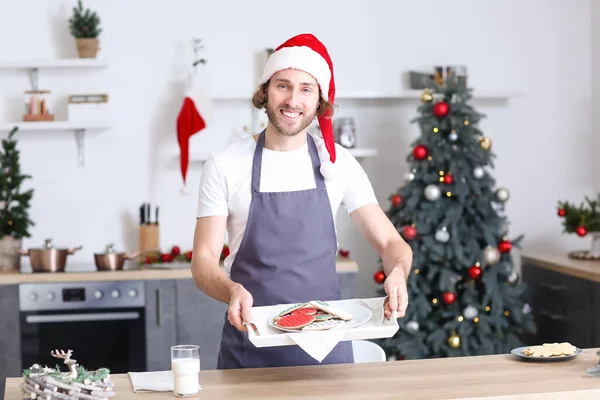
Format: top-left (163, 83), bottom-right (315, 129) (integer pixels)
top-left (50, 349), bottom-right (78, 379)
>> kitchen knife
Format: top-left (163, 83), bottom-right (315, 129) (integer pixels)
top-left (155, 206), bottom-right (159, 225)
top-left (146, 203), bottom-right (151, 225)
top-left (139, 204), bottom-right (145, 225)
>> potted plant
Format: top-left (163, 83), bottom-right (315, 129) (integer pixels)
top-left (557, 194), bottom-right (600, 259)
top-left (0, 127), bottom-right (35, 272)
top-left (68, 0), bottom-right (102, 58)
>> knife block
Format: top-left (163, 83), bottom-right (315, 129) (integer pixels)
top-left (139, 224), bottom-right (160, 258)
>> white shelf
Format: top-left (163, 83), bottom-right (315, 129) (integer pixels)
top-left (0, 120), bottom-right (111, 131)
top-left (0, 58), bottom-right (109, 69)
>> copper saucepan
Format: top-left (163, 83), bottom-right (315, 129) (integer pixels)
top-left (18, 238), bottom-right (82, 273)
top-left (94, 243), bottom-right (139, 271)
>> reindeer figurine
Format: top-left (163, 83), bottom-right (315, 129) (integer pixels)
top-left (50, 349), bottom-right (78, 380)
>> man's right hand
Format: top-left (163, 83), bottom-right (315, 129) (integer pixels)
top-left (228, 284), bottom-right (254, 332)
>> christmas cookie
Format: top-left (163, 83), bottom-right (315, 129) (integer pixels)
top-left (293, 307), bottom-right (318, 316)
top-left (301, 319), bottom-right (346, 331)
top-left (313, 311), bottom-right (333, 321)
top-left (522, 342), bottom-right (577, 357)
top-left (277, 303), bottom-right (308, 317)
top-left (274, 312), bottom-right (315, 329)
top-left (308, 300), bottom-right (353, 321)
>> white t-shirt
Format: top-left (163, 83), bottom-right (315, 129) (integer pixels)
top-left (196, 133), bottom-right (378, 273)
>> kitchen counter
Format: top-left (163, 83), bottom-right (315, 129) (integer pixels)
top-left (521, 251), bottom-right (600, 283)
top-left (5, 349), bottom-right (600, 400)
top-left (0, 257), bottom-right (358, 285)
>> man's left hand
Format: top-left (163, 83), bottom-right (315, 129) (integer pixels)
top-left (383, 268), bottom-right (408, 319)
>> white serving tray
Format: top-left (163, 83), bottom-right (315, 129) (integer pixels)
top-left (247, 297), bottom-right (399, 348)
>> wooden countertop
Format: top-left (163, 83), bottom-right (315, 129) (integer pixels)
top-left (5, 349), bottom-right (600, 399)
top-left (0, 258), bottom-right (358, 285)
top-left (521, 251), bottom-right (600, 284)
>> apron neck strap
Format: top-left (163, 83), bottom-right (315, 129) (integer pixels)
top-left (251, 130), bottom-right (326, 193)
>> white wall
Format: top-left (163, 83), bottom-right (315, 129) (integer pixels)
top-left (0, 0), bottom-right (594, 297)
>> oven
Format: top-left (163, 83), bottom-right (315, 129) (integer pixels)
top-left (19, 281), bottom-right (146, 373)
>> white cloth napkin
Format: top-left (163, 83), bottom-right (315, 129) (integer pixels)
top-left (287, 329), bottom-right (348, 363)
top-left (128, 371), bottom-right (174, 393)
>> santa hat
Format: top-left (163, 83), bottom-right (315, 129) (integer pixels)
top-left (177, 71), bottom-right (213, 193)
top-left (258, 33), bottom-right (340, 180)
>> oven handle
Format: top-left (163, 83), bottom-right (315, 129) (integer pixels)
top-left (26, 311), bottom-right (140, 323)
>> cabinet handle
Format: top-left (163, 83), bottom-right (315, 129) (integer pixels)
top-left (539, 282), bottom-right (567, 291)
top-left (156, 288), bottom-right (162, 327)
top-left (541, 310), bottom-right (568, 321)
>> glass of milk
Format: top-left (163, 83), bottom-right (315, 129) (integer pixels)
top-left (171, 345), bottom-right (200, 397)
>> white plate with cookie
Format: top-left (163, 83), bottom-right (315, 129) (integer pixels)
top-left (268, 300), bottom-right (372, 333)
top-left (511, 342), bottom-right (582, 362)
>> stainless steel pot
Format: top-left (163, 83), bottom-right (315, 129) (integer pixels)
top-left (94, 243), bottom-right (139, 271)
top-left (18, 238), bottom-right (82, 273)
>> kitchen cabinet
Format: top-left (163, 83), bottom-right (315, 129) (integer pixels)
top-left (144, 280), bottom-right (177, 371)
top-left (0, 285), bottom-right (20, 399)
top-left (521, 254), bottom-right (600, 349)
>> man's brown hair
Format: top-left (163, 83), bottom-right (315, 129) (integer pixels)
top-left (251, 80), bottom-right (335, 118)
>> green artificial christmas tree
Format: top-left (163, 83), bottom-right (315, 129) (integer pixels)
top-left (374, 73), bottom-right (536, 360)
top-left (0, 127), bottom-right (34, 239)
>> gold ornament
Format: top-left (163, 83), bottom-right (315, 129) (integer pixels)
top-left (479, 136), bottom-right (492, 150)
top-left (421, 89), bottom-right (434, 103)
top-left (448, 332), bottom-right (461, 349)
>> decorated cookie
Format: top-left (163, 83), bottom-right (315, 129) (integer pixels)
top-left (274, 313), bottom-right (315, 329)
top-left (313, 312), bottom-right (333, 321)
top-left (301, 319), bottom-right (346, 331)
top-left (308, 300), bottom-right (353, 321)
top-left (277, 303), bottom-right (308, 317)
top-left (293, 307), bottom-right (318, 315)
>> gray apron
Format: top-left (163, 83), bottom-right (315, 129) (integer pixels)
top-left (216, 130), bottom-right (354, 369)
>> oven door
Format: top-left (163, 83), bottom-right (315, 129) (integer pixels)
top-left (20, 307), bottom-right (146, 373)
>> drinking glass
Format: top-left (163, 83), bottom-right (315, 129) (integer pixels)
top-left (171, 345), bottom-right (200, 397)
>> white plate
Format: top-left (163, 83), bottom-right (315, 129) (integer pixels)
top-left (267, 302), bottom-right (372, 333)
top-left (510, 346), bottom-right (582, 362)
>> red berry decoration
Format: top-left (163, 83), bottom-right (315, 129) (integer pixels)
top-left (413, 145), bottom-right (428, 160)
top-left (468, 266), bottom-right (481, 279)
top-left (576, 226), bottom-right (588, 237)
top-left (402, 225), bottom-right (417, 240)
top-left (145, 257), bottom-right (153, 265)
top-left (161, 253), bottom-right (173, 263)
top-left (374, 270), bottom-right (386, 284)
top-left (442, 291), bottom-right (456, 304)
top-left (443, 174), bottom-right (453, 184)
top-left (498, 240), bottom-right (512, 253)
top-left (557, 208), bottom-right (566, 217)
top-left (392, 194), bottom-right (401, 207)
top-left (171, 245), bottom-right (181, 256)
top-left (433, 101), bottom-right (449, 118)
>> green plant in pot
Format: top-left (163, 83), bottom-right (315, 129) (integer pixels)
top-left (0, 127), bottom-right (34, 272)
top-left (69, 0), bottom-right (102, 58)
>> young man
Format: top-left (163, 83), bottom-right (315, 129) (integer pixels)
top-left (191, 33), bottom-right (412, 369)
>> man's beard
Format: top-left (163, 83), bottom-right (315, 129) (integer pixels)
top-left (266, 102), bottom-right (316, 137)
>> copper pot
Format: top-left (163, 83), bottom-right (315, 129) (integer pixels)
top-left (18, 238), bottom-right (82, 273)
top-left (94, 244), bottom-right (139, 271)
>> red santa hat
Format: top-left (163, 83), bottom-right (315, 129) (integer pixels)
top-left (258, 33), bottom-right (340, 180)
top-left (177, 72), bottom-right (213, 193)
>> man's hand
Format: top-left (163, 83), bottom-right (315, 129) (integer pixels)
top-left (383, 268), bottom-right (408, 320)
top-left (228, 284), bottom-right (254, 331)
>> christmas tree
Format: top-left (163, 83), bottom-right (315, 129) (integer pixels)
top-left (375, 73), bottom-right (536, 360)
top-left (0, 127), bottom-right (34, 239)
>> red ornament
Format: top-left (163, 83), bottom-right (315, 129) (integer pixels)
top-left (498, 240), bottom-right (512, 253)
top-left (161, 253), bottom-right (174, 263)
top-left (373, 270), bottom-right (386, 284)
top-left (413, 145), bottom-right (428, 161)
top-left (433, 101), bottom-right (449, 118)
top-left (557, 209), bottom-right (566, 217)
top-left (184, 250), bottom-right (193, 261)
top-left (392, 194), bottom-right (401, 207)
top-left (576, 226), bottom-right (588, 237)
top-left (145, 256), bottom-right (153, 265)
top-left (443, 174), bottom-right (453, 184)
top-left (171, 245), bottom-right (181, 256)
top-left (468, 266), bottom-right (481, 279)
top-left (402, 225), bottom-right (417, 240)
top-left (442, 292), bottom-right (456, 304)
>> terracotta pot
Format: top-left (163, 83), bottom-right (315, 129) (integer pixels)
top-left (76, 38), bottom-right (99, 58)
top-left (0, 236), bottom-right (22, 272)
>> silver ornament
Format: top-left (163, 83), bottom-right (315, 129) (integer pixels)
top-left (404, 172), bottom-right (415, 182)
top-left (424, 184), bottom-right (441, 201)
top-left (508, 270), bottom-right (518, 283)
top-left (463, 305), bottom-right (478, 319)
top-left (406, 321), bottom-right (419, 331)
top-left (435, 227), bottom-right (450, 243)
top-left (483, 245), bottom-right (500, 265)
top-left (522, 303), bottom-right (531, 314)
top-left (496, 187), bottom-right (510, 202)
top-left (449, 132), bottom-right (458, 141)
top-left (473, 167), bottom-right (484, 179)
